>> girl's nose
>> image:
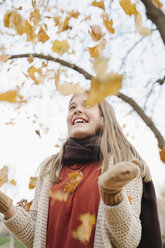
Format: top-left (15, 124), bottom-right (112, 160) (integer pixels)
top-left (74, 106), bottom-right (83, 114)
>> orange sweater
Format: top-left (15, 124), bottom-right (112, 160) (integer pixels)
top-left (46, 162), bottom-right (102, 248)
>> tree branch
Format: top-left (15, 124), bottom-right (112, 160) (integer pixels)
top-left (140, 0), bottom-right (165, 45)
top-left (8, 53), bottom-right (165, 148)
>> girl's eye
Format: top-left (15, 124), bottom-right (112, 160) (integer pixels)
top-left (69, 105), bottom-right (76, 110)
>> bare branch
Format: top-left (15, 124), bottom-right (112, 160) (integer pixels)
top-left (7, 53), bottom-right (165, 148)
top-left (140, 0), bottom-right (165, 45)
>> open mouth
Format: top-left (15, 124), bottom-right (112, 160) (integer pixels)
top-left (72, 117), bottom-right (88, 125)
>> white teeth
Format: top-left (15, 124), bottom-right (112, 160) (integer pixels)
top-left (73, 118), bottom-right (87, 124)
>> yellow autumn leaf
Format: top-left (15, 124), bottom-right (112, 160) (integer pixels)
top-left (0, 90), bottom-right (25, 103)
top-left (86, 73), bottom-right (123, 106)
top-left (119, 0), bottom-right (138, 16)
top-left (30, 9), bottom-right (41, 26)
top-left (152, 0), bottom-right (163, 9)
top-left (58, 17), bottom-right (72, 33)
top-left (9, 179), bottom-right (16, 185)
top-left (134, 12), bottom-right (142, 33)
top-left (93, 57), bottom-right (109, 78)
top-left (55, 71), bottom-right (85, 96)
top-left (24, 20), bottom-right (35, 41)
top-left (52, 40), bottom-right (69, 55)
top-left (4, 10), bottom-right (25, 35)
top-left (88, 39), bottom-right (106, 58)
top-left (0, 166), bottom-right (8, 187)
top-left (0, 54), bottom-right (9, 63)
top-left (17, 199), bottom-right (33, 211)
top-left (28, 66), bottom-right (44, 85)
top-left (91, 0), bottom-right (105, 10)
top-left (28, 176), bottom-right (37, 189)
top-left (102, 13), bottom-right (115, 34)
top-left (89, 25), bottom-right (105, 41)
top-left (160, 146), bottom-right (165, 163)
top-left (38, 26), bottom-right (49, 43)
top-left (27, 54), bottom-right (34, 63)
top-left (72, 213), bottom-right (95, 243)
top-left (54, 16), bottom-right (61, 26)
top-left (67, 10), bottom-right (80, 18)
top-left (139, 26), bottom-right (152, 36)
top-left (49, 190), bottom-right (69, 202)
top-left (128, 196), bottom-right (132, 205)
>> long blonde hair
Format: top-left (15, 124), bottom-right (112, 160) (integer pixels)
top-left (40, 97), bottom-right (151, 183)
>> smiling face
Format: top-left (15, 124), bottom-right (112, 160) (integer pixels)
top-left (67, 94), bottom-right (102, 139)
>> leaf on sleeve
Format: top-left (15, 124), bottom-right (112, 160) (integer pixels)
top-left (72, 213), bottom-right (96, 243)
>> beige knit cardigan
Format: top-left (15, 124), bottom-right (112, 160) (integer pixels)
top-left (4, 156), bottom-right (143, 248)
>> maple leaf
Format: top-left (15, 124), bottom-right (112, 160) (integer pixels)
top-left (160, 146), bottom-right (165, 163)
top-left (0, 54), bottom-right (10, 63)
top-left (28, 176), bottom-right (37, 189)
top-left (72, 213), bottom-right (95, 243)
top-left (28, 66), bottom-right (44, 84)
top-left (86, 73), bottom-right (123, 106)
top-left (0, 90), bottom-right (25, 103)
top-left (27, 54), bottom-right (34, 63)
top-left (24, 20), bottom-right (35, 42)
top-left (88, 39), bottom-right (106, 58)
top-left (58, 17), bottom-right (72, 33)
top-left (54, 71), bottom-right (85, 96)
top-left (89, 25), bottom-right (105, 41)
top-left (102, 13), bottom-right (115, 34)
top-left (67, 10), bottom-right (80, 18)
top-left (38, 26), bottom-right (49, 43)
top-left (64, 171), bottom-right (83, 193)
top-left (4, 10), bottom-right (25, 35)
top-left (30, 9), bottom-right (41, 26)
top-left (9, 179), bottom-right (17, 185)
top-left (0, 166), bottom-right (8, 187)
top-left (91, 0), bottom-right (105, 10)
top-left (119, 0), bottom-right (138, 16)
top-left (152, 0), bottom-right (163, 9)
top-left (52, 40), bottom-right (69, 55)
top-left (48, 190), bottom-right (69, 205)
top-left (17, 199), bottom-right (33, 211)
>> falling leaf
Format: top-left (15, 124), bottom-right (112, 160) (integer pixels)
top-left (24, 20), bottom-right (35, 41)
top-left (88, 39), bottom-right (106, 58)
top-left (139, 26), bottom-right (152, 36)
top-left (4, 10), bottom-right (25, 35)
top-left (38, 26), bottom-right (49, 43)
top-left (58, 17), bottom-right (72, 33)
top-left (102, 13), bottom-right (115, 34)
top-left (160, 146), bottom-right (165, 163)
top-left (81, 15), bottom-right (91, 22)
top-left (64, 171), bottom-right (83, 193)
top-left (52, 40), bottom-right (69, 55)
top-left (72, 213), bottom-right (95, 243)
top-left (28, 176), bottom-right (38, 189)
top-left (17, 199), bottom-right (33, 211)
top-left (119, 0), bottom-right (138, 16)
top-left (93, 57), bottom-right (109, 78)
top-left (89, 25), bottom-right (105, 41)
top-left (55, 71), bottom-right (85, 96)
top-left (0, 166), bottom-right (8, 187)
top-left (86, 73), bottom-right (123, 106)
top-left (30, 9), bottom-right (41, 26)
top-left (35, 129), bottom-right (41, 137)
top-left (48, 190), bottom-right (69, 205)
top-left (67, 10), bottom-right (80, 18)
top-left (0, 90), bottom-right (25, 103)
top-left (54, 16), bottom-right (61, 26)
top-left (151, 0), bottom-right (163, 9)
top-left (5, 118), bottom-right (16, 125)
top-left (128, 196), bottom-right (132, 205)
top-left (28, 66), bottom-right (44, 84)
top-left (10, 179), bottom-right (17, 185)
top-left (28, 54), bottom-right (34, 63)
top-left (0, 54), bottom-right (9, 63)
top-left (32, 0), bottom-right (37, 8)
top-left (91, 0), bottom-right (105, 10)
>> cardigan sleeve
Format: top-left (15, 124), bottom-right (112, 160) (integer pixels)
top-left (101, 176), bottom-right (143, 248)
top-left (3, 157), bottom-right (49, 248)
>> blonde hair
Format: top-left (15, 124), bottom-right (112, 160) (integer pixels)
top-left (40, 97), bottom-right (151, 183)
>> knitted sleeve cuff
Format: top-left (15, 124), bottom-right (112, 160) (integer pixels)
top-left (3, 207), bottom-right (35, 248)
